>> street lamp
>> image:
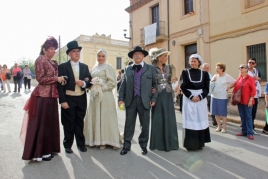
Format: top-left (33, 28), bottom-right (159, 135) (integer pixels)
top-left (123, 29), bottom-right (131, 40)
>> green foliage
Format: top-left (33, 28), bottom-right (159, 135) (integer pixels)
top-left (10, 57), bottom-right (35, 75)
top-left (53, 50), bottom-right (68, 64)
top-left (124, 59), bottom-right (130, 66)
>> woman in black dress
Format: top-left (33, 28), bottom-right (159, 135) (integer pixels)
top-left (149, 48), bottom-right (179, 151)
top-left (180, 54), bottom-right (211, 151)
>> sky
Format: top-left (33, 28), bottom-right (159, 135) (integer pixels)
top-left (0, 0), bottom-right (130, 68)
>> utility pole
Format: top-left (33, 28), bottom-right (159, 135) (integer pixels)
top-left (58, 36), bottom-right (61, 64)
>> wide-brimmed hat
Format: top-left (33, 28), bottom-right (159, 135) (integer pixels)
top-left (66, 41), bottom-right (82, 54)
top-left (128, 46), bottom-right (148, 58)
top-left (149, 48), bottom-right (171, 61)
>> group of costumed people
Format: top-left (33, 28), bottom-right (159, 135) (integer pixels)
top-left (20, 36), bottom-right (211, 162)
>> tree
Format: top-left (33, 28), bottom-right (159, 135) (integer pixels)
top-left (10, 57), bottom-right (35, 75)
top-left (53, 50), bottom-right (68, 64)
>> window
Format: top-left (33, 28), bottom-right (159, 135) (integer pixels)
top-left (247, 43), bottom-right (267, 80)
top-left (184, 0), bottom-right (194, 14)
top-left (152, 5), bottom-right (159, 35)
top-left (116, 57), bottom-right (122, 69)
top-left (185, 43), bottom-right (197, 68)
top-left (246, 0), bottom-right (265, 8)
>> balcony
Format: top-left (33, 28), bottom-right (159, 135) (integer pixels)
top-left (140, 21), bottom-right (167, 45)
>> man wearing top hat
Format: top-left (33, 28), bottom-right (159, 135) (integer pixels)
top-left (118, 46), bottom-right (158, 155)
top-left (58, 41), bottom-right (92, 154)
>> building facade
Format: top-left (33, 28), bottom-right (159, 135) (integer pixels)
top-left (55, 34), bottom-right (130, 71)
top-left (125, 0), bottom-right (268, 81)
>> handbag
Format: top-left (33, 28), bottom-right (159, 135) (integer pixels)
top-left (5, 73), bottom-right (11, 80)
top-left (230, 78), bottom-right (248, 106)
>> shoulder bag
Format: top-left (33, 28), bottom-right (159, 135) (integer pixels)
top-left (230, 78), bottom-right (248, 106)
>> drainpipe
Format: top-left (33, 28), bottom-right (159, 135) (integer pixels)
top-left (167, 0), bottom-right (170, 64)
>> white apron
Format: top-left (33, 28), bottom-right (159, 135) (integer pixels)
top-left (182, 89), bottom-right (209, 130)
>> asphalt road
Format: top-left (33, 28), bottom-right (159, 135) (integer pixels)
top-left (0, 85), bottom-right (267, 179)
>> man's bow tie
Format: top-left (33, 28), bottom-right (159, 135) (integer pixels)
top-left (132, 64), bottom-right (142, 71)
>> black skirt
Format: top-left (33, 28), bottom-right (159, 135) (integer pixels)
top-left (183, 127), bottom-right (211, 150)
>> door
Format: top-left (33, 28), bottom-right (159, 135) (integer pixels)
top-left (185, 43), bottom-right (197, 68)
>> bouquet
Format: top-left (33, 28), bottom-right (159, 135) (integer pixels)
top-left (90, 77), bottom-right (104, 101)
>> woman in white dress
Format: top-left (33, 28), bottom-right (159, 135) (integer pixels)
top-left (84, 49), bottom-right (122, 149)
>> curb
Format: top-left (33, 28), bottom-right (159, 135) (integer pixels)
top-left (174, 106), bottom-right (265, 129)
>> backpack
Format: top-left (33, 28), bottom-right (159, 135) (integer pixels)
top-left (17, 71), bottom-right (23, 79)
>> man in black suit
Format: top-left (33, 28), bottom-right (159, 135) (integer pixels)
top-left (118, 46), bottom-right (158, 155)
top-left (58, 41), bottom-right (92, 153)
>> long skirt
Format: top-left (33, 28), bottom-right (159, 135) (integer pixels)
top-left (84, 90), bottom-right (122, 148)
top-left (183, 128), bottom-right (211, 150)
top-left (150, 89), bottom-right (179, 151)
top-left (21, 96), bottom-right (60, 160)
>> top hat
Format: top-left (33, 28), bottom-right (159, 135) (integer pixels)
top-left (66, 41), bottom-right (82, 54)
top-left (128, 46), bottom-right (148, 58)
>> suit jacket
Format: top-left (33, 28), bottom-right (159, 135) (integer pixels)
top-left (118, 62), bottom-right (158, 109)
top-left (57, 60), bottom-right (92, 104)
top-left (31, 55), bottom-right (59, 98)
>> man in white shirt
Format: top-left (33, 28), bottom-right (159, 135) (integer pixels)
top-left (247, 58), bottom-right (261, 133)
top-left (58, 41), bottom-right (92, 154)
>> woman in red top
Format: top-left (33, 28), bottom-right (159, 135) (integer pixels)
top-left (20, 37), bottom-right (66, 162)
top-left (229, 64), bottom-right (256, 140)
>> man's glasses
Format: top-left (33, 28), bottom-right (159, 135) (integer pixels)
top-left (238, 67), bottom-right (246, 69)
top-left (248, 61), bottom-right (255, 64)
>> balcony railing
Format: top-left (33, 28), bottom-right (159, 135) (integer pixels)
top-left (140, 21), bottom-right (166, 44)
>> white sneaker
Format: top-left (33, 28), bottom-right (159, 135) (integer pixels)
top-left (215, 128), bottom-right (221, 132)
top-left (100, 145), bottom-right (106, 150)
top-left (221, 129), bottom-right (226, 133)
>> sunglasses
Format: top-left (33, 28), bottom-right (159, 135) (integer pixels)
top-left (238, 67), bottom-right (246, 69)
top-left (248, 61), bottom-right (255, 64)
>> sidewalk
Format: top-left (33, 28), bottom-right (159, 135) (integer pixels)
top-left (174, 106), bottom-right (266, 129)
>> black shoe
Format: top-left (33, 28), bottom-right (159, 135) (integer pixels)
top-left (141, 147), bottom-right (147, 155)
top-left (120, 148), bottom-right (130, 155)
top-left (263, 130), bottom-right (268, 134)
top-left (42, 157), bottom-right (52, 161)
top-left (50, 154), bottom-right (54, 158)
top-left (78, 146), bottom-right (87, 152)
top-left (65, 148), bottom-right (73, 154)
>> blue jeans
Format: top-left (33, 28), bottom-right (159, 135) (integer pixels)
top-left (238, 104), bottom-right (253, 136)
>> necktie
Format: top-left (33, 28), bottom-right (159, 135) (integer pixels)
top-left (133, 64), bottom-right (142, 72)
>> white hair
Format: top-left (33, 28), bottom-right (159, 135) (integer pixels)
top-left (202, 63), bottom-right (209, 68)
